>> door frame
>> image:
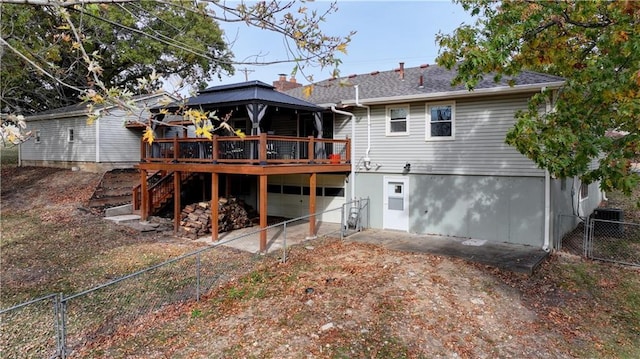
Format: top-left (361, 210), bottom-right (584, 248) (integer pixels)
top-left (383, 176), bottom-right (410, 231)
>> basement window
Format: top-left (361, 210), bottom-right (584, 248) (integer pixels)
top-left (386, 105), bottom-right (409, 136)
top-left (426, 102), bottom-right (455, 140)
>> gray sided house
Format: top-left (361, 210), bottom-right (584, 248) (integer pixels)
top-left (287, 63), bottom-right (603, 249)
top-left (20, 93), bottom-right (171, 172)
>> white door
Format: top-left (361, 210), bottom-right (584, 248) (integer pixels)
top-left (383, 177), bottom-right (409, 231)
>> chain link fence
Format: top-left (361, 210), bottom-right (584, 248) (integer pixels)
top-left (0, 294), bottom-right (60, 359)
top-left (588, 219), bottom-right (640, 266)
top-left (555, 214), bottom-right (588, 256)
top-left (0, 199), bottom-right (369, 358)
top-left (556, 213), bottom-right (640, 267)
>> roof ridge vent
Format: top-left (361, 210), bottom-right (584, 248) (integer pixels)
top-left (348, 74), bottom-right (357, 78)
top-left (420, 64), bottom-right (430, 69)
top-left (370, 71), bottom-right (380, 76)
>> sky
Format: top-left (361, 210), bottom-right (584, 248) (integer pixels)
top-left (202, 0), bottom-right (475, 87)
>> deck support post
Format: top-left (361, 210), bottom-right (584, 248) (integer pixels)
top-left (140, 169), bottom-right (148, 221)
top-left (173, 171), bottom-right (181, 232)
top-left (259, 174), bottom-right (267, 252)
top-left (309, 173), bottom-right (317, 238)
top-left (211, 173), bottom-right (219, 242)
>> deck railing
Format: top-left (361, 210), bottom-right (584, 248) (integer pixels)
top-left (140, 134), bottom-right (350, 166)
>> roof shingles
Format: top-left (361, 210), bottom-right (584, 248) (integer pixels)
top-left (286, 64), bottom-right (564, 105)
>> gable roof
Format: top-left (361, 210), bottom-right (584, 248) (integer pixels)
top-left (286, 64), bottom-right (565, 107)
top-left (25, 92), bottom-right (173, 121)
top-left (161, 80), bottom-right (323, 112)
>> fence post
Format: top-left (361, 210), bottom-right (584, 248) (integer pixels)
top-left (282, 222), bottom-right (288, 263)
top-left (196, 252), bottom-right (201, 302)
top-left (340, 203), bottom-right (345, 240)
top-left (583, 216), bottom-right (591, 258)
top-left (58, 294), bottom-right (67, 359)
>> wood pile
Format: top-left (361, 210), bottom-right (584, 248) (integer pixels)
top-left (178, 197), bottom-right (255, 239)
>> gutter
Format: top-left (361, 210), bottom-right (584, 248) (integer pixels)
top-left (543, 87), bottom-right (552, 252)
top-left (25, 92), bottom-right (171, 121)
top-left (341, 81), bottom-right (566, 106)
top-left (330, 105), bottom-right (356, 202)
top-left (96, 110), bottom-right (101, 163)
top-left (354, 85), bottom-right (372, 169)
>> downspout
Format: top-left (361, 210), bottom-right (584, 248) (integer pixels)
top-left (354, 85), bottom-right (372, 169)
top-left (543, 87), bottom-right (551, 252)
top-left (331, 105), bottom-right (356, 202)
top-left (96, 113), bottom-right (100, 163)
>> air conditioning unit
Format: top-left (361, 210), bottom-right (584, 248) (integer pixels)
top-left (591, 208), bottom-right (624, 237)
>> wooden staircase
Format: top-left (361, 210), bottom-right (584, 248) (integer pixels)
top-left (133, 171), bottom-right (195, 216)
top-left (88, 169), bottom-right (140, 213)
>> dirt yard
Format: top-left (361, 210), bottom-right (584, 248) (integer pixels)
top-left (1, 165), bottom-right (639, 358)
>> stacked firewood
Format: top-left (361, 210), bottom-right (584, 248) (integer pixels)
top-left (178, 197), bottom-right (255, 239)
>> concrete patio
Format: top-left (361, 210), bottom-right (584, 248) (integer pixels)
top-left (195, 221), bottom-right (549, 274)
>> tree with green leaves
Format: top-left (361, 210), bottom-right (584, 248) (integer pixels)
top-left (1, 1), bottom-right (233, 114)
top-left (436, 0), bottom-right (640, 195)
top-left (0, 0), bottom-right (352, 144)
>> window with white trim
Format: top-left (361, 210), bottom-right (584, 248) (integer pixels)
top-left (35, 130), bottom-right (41, 143)
top-left (386, 105), bottom-right (409, 136)
top-left (580, 182), bottom-right (589, 200)
top-left (426, 102), bottom-right (455, 140)
top-left (68, 128), bottom-right (75, 143)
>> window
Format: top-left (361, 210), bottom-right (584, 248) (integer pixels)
top-left (35, 130), bottom-right (41, 143)
top-left (282, 185), bottom-right (301, 195)
top-left (426, 102), bottom-right (455, 140)
top-left (67, 128), bottom-right (75, 143)
top-left (386, 105), bottom-right (409, 136)
top-left (324, 187), bottom-right (345, 197)
top-left (580, 182), bottom-right (589, 200)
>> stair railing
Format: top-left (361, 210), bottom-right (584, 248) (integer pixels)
top-left (132, 171), bottom-right (194, 214)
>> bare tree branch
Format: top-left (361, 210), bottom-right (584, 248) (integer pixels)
top-left (0, 37), bottom-right (84, 93)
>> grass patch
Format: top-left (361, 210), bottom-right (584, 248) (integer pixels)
top-left (0, 145), bottom-right (18, 166)
top-left (544, 259), bottom-right (640, 358)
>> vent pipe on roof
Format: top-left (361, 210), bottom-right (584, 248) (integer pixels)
top-left (399, 62), bottom-right (405, 80)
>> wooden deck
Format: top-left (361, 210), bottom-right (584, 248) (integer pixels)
top-left (134, 134), bottom-right (351, 252)
top-left (137, 133), bottom-right (351, 174)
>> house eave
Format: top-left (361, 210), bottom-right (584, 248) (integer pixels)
top-left (340, 81), bottom-right (565, 106)
top-left (25, 92), bottom-right (173, 121)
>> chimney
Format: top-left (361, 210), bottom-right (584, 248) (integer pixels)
top-left (419, 74), bottom-right (424, 88)
top-left (399, 62), bottom-right (405, 80)
top-left (273, 74), bottom-right (302, 92)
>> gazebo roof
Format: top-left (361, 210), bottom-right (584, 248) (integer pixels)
top-left (159, 81), bottom-right (322, 112)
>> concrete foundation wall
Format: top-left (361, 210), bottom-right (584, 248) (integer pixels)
top-left (19, 159), bottom-right (138, 173)
top-left (353, 172), bottom-right (546, 246)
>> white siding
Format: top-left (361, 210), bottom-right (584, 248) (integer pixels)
top-left (21, 116), bottom-right (96, 162)
top-left (335, 94), bottom-right (545, 177)
top-left (97, 108), bottom-right (144, 163)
